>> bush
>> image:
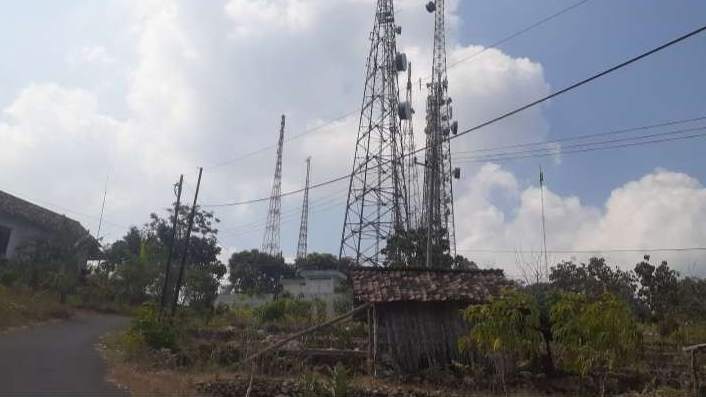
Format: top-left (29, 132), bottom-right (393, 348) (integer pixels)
top-left (129, 304), bottom-right (177, 350)
top-left (254, 297), bottom-right (320, 326)
top-left (333, 294), bottom-right (354, 316)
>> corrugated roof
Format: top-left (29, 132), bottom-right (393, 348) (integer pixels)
top-left (349, 267), bottom-right (515, 303)
top-left (0, 189), bottom-right (86, 236)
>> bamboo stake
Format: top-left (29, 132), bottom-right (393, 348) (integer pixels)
top-left (235, 303), bottom-right (370, 368)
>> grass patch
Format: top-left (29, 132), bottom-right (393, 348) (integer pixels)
top-left (0, 284), bottom-right (73, 331)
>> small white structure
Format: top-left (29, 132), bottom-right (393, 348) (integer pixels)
top-left (282, 269), bottom-right (347, 298)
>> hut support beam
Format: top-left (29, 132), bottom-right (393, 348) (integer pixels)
top-left (372, 303), bottom-right (378, 377)
top-left (684, 343), bottom-right (706, 396)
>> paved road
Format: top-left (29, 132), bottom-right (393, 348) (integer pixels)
top-left (0, 313), bottom-right (130, 396)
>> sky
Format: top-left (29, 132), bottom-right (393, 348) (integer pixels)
top-left (1, 0), bottom-right (705, 278)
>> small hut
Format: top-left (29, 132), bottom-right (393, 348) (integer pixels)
top-left (350, 267), bottom-right (514, 375)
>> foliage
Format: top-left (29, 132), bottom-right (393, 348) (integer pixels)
top-left (551, 292), bottom-right (641, 396)
top-left (383, 227), bottom-right (476, 269)
top-left (634, 256), bottom-right (679, 321)
top-left (675, 276), bottom-right (706, 320)
top-left (333, 294), bottom-right (354, 316)
top-left (254, 296), bottom-right (319, 325)
top-left (145, 204), bottom-right (226, 312)
top-left (325, 362), bottom-right (350, 397)
top-left (96, 205), bottom-right (225, 314)
top-left (129, 304), bottom-right (176, 350)
top-left (228, 249), bottom-right (293, 294)
top-left (295, 252), bottom-right (349, 271)
top-left (0, 284), bottom-right (72, 330)
top-left (300, 372), bottom-right (321, 397)
top-left (460, 289), bottom-right (542, 358)
top-left (549, 257), bottom-right (637, 305)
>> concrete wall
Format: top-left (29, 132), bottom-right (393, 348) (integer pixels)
top-left (0, 212), bottom-right (50, 259)
top-left (282, 277), bottom-right (337, 296)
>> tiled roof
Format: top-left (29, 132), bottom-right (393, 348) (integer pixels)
top-left (0, 189), bottom-right (86, 236)
top-left (349, 267), bottom-right (515, 303)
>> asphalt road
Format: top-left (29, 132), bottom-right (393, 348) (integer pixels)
top-left (0, 313), bottom-right (130, 396)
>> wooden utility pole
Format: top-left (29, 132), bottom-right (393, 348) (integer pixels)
top-left (170, 168), bottom-right (202, 317)
top-left (160, 174), bottom-right (183, 312)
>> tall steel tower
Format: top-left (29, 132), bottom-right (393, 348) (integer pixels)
top-left (401, 63), bottom-right (421, 230)
top-left (423, 0), bottom-right (459, 265)
top-left (262, 115), bottom-right (286, 257)
top-left (297, 157), bottom-right (312, 260)
top-left (340, 0), bottom-right (409, 266)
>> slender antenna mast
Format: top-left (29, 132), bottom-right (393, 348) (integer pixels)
top-left (339, 0), bottom-right (409, 266)
top-left (96, 170), bottom-right (110, 240)
top-left (402, 63), bottom-right (421, 230)
top-left (539, 166), bottom-right (549, 276)
top-left (297, 157), bottom-right (312, 260)
top-left (262, 115), bottom-right (286, 257)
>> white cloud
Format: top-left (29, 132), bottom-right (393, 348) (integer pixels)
top-left (456, 166), bottom-right (706, 276)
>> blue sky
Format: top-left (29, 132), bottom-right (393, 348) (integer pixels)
top-left (0, 0), bottom-right (704, 275)
top-left (454, 0), bottom-right (706, 206)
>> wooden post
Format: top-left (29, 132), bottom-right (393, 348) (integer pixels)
top-left (692, 349), bottom-right (699, 396)
top-left (683, 344), bottom-right (705, 396)
top-left (367, 305), bottom-right (373, 375)
top-left (170, 168), bottom-right (202, 317)
top-left (160, 174), bottom-right (183, 312)
top-left (372, 303), bottom-right (378, 378)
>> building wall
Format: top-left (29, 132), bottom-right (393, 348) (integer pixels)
top-left (0, 212), bottom-right (50, 258)
top-left (282, 277), bottom-right (338, 296)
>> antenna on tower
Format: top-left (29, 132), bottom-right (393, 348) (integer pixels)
top-left (422, 0), bottom-right (458, 267)
top-left (297, 157), bottom-right (312, 260)
top-left (402, 63), bottom-right (421, 230)
top-left (340, 0), bottom-right (409, 266)
top-left (262, 115), bottom-right (286, 258)
top-left (539, 166), bottom-right (549, 275)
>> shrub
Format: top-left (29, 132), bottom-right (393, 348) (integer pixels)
top-left (325, 362), bottom-right (350, 397)
top-left (254, 297), bottom-right (320, 326)
top-left (130, 304), bottom-right (177, 350)
top-left (333, 294), bottom-right (354, 316)
top-left (551, 292), bottom-right (642, 397)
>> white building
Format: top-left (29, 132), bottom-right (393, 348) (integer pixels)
top-left (281, 269), bottom-right (347, 298)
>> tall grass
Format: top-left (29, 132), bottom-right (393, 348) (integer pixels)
top-left (0, 284), bottom-right (72, 331)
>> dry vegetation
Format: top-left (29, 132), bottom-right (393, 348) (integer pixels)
top-left (0, 284), bottom-right (73, 332)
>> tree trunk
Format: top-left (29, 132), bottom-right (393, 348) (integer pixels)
top-left (540, 327), bottom-right (556, 376)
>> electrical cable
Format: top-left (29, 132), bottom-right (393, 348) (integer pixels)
top-left (202, 24), bottom-right (706, 208)
top-left (450, 115), bottom-right (706, 156)
top-left (201, 1), bottom-right (591, 171)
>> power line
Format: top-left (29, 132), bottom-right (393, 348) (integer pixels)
top-left (0, 188), bottom-right (130, 230)
top-left (201, 1), bottom-right (588, 172)
top-left (453, 125), bottom-right (706, 162)
top-left (450, 115), bottom-right (706, 156)
top-left (442, 23), bottom-right (706, 145)
top-left (203, 24), bottom-right (706, 208)
top-left (458, 247), bottom-right (706, 254)
top-left (453, 129), bottom-right (706, 164)
top-left (204, 110), bottom-right (358, 170)
top-left (218, 190), bottom-right (348, 234)
top-left (442, 0), bottom-right (591, 77)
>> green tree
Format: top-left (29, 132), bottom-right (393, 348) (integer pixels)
top-left (551, 292), bottom-right (642, 396)
top-left (460, 289), bottom-right (543, 388)
top-left (549, 257), bottom-right (637, 304)
top-left (634, 256), bottom-right (679, 321)
top-left (383, 227), bottom-right (476, 269)
top-left (228, 249), bottom-right (292, 294)
top-left (295, 252), bottom-right (348, 271)
top-left (676, 276), bottom-right (706, 320)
